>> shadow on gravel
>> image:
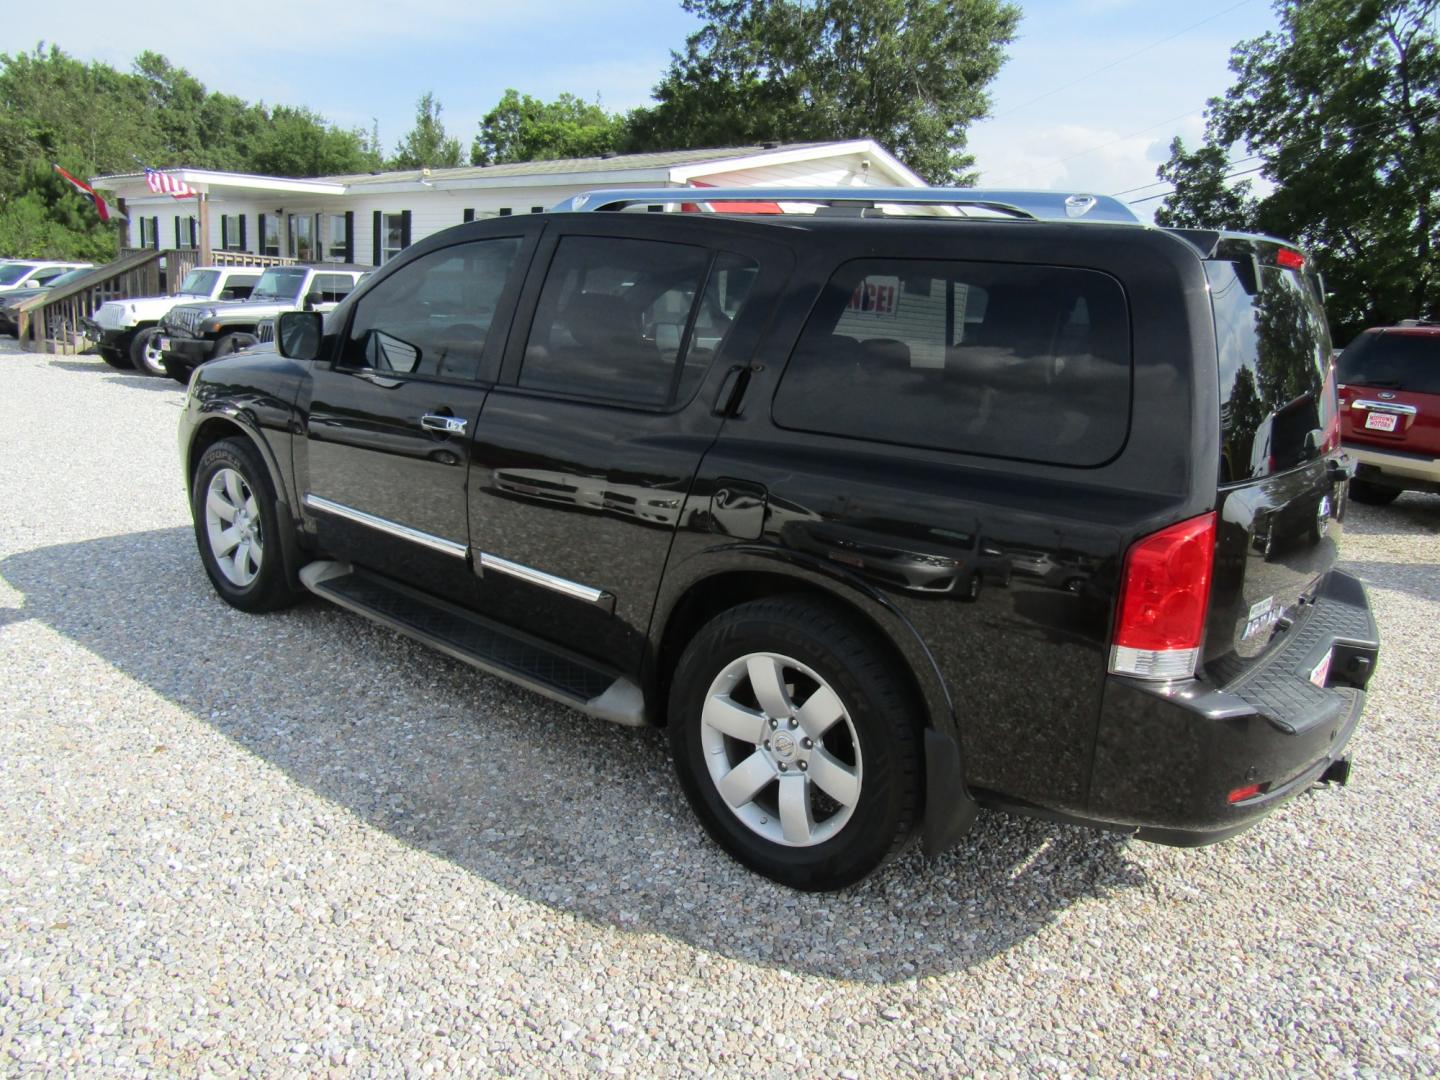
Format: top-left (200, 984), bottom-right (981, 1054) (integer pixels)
top-left (45, 358), bottom-right (181, 392)
top-left (0, 528), bottom-right (1146, 984)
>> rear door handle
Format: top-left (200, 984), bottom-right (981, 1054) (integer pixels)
top-left (420, 413), bottom-right (467, 435)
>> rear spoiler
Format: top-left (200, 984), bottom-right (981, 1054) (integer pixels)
top-left (1165, 228), bottom-right (1323, 298)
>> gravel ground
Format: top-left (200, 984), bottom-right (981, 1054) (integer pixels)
top-left (1, 342), bottom-right (1437, 1078)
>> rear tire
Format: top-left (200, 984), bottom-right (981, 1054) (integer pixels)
top-left (130, 327), bottom-right (166, 376)
top-left (667, 596), bottom-right (921, 890)
top-left (1349, 479), bottom-right (1401, 506)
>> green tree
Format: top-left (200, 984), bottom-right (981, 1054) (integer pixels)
top-left (472, 89), bottom-right (626, 165)
top-left (1153, 137), bottom-right (1256, 230)
top-left (390, 92), bottom-right (464, 169)
top-left (1156, 0), bottom-right (1439, 339)
top-left (248, 106), bottom-right (382, 177)
top-left (623, 0), bottom-right (1021, 184)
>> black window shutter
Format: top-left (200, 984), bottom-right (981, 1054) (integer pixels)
top-left (151, 216), bottom-right (159, 250)
top-left (221, 216), bottom-right (228, 249)
top-left (174, 216), bottom-right (181, 249)
top-left (190, 218), bottom-right (198, 248)
top-left (463, 208), bottom-right (474, 223)
top-left (258, 214), bottom-right (267, 255)
top-left (400, 210), bottom-right (412, 249)
top-left (372, 211), bottom-right (382, 265)
top-left (343, 211), bottom-right (354, 263)
top-left (239, 214), bottom-right (248, 251)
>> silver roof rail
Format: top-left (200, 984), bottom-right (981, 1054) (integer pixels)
top-left (549, 187), bottom-right (1142, 224)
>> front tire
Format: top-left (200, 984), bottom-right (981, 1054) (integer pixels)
top-left (668, 596), bottom-right (922, 890)
top-left (191, 439), bottom-right (302, 612)
top-left (213, 332), bottom-right (258, 358)
top-left (130, 327), bottom-right (166, 376)
top-left (100, 343), bottom-right (133, 370)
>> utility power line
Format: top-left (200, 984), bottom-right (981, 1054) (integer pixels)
top-left (992, 0), bottom-right (1257, 119)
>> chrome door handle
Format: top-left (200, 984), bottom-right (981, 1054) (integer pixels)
top-left (420, 413), bottom-right (468, 435)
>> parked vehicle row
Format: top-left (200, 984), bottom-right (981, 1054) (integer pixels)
top-left (174, 187), bottom-right (1381, 890)
top-left (0, 259), bottom-right (93, 298)
top-left (85, 267), bottom-right (263, 373)
top-left (0, 267), bottom-right (99, 336)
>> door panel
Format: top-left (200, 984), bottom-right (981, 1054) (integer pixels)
top-left (298, 231), bottom-right (535, 602)
top-left (467, 220), bottom-right (793, 671)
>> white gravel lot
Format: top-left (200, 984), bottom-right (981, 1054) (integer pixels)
top-left (0, 342), bottom-right (1437, 1078)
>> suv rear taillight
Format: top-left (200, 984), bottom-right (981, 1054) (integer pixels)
top-left (1109, 512), bottom-right (1216, 680)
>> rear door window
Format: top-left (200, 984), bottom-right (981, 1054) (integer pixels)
top-left (772, 259), bottom-right (1131, 466)
top-left (519, 236), bottom-right (758, 408)
top-left (1337, 332), bottom-right (1440, 394)
top-left (1209, 260), bottom-right (1333, 482)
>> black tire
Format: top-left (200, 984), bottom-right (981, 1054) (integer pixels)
top-left (667, 595), bottom-right (922, 890)
top-left (100, 344), bottom-right (133, 370)
top-left (191, 438), bottom-right (302, 613)
top-left (213, 332), bottom-right (257, 358)
top-left (129, 327), bottom-right (166, 376)
top-left (1349, 478), bottom-right (1401, 506)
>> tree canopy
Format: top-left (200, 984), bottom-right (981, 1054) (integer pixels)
top-left (472, 90), bottom-right (626, 166)
top-left (623, 0), bottom-right (1021, 184)
top-left (389, 92), bottom-right (464, 170)
top-left (1156, 0), bottom-right (1439, 340)
top-left (0, 44), bottom-right (382, 259)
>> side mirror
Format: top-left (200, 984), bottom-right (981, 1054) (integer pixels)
top-left (303, 290), bottom-right (324, 311)
top-left (23, 279), bottom-right (40, 289)
top-left (277, 310), bottom-right (323, 361)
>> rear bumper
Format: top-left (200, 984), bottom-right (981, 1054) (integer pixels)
top-left (1348, 444), bottom-right (1440, 489)
top-left (1079, 569), bottom-right (1379, 844)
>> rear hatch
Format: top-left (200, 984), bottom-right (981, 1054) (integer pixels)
top-left (1336, 327), bottom-right (1440, 456)
top-left (1192, 237), bottom-right (1346, 669)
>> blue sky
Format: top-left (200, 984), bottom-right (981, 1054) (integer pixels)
top-left (8, 0), bottom-right (1279, 206)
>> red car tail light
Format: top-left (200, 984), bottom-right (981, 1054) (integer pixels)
top-left (1109, 512), bottom-right (1217, 680)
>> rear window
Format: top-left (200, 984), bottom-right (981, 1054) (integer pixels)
top-left (772, 259), bottom-right (1131, 466)
top-left (1209, 261), bottom-right (1333, 483)
top-left (1337, 332), bottom-right (1440, 395)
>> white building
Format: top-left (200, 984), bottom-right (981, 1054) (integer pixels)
top-left (92, 141), bottom-right (924, 268)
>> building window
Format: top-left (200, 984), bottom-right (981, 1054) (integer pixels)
top-left (289, 214), bottom-right (318, 262)
top-left (261, 215), bottom-right (281, 257)
top-left (498, 207), bottom-right (513, 217)
top-left (381, 212), bottom-right (406, 263)
top-left (531, 206), bottom-right (544, 214)
top-left (139, 217), bottom-right (156, 249)
top-left (324, 214), bottom-right (349, 262)
top-left (220, 214), bottom-right (246, 250)
top-left (175, 215), bottom-right (198, 249)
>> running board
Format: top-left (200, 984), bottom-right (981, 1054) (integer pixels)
top-left (299, 561), bottom-right (647, 727)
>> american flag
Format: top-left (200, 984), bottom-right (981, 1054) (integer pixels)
top-left (144, 167), bottom-right (199, 199)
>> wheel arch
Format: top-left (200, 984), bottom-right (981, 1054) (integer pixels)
top-left (186, 413), bottom-right (305, 587)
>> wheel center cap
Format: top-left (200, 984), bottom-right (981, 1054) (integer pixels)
top-left (771, 731), bottom-right (797, 759)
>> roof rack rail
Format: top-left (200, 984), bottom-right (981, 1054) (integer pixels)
top-left (550, 187), bottom-right (1143, 224)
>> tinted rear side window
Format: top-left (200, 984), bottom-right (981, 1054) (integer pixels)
top-left (1209, 261), bottom-right (1333, 482)
top-left (772, 259), bottom-right (1131, 466)
top-left (1337, 332), bottom-right (1440, 394)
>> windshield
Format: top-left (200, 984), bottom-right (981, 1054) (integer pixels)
top-left (251, 267), bottom-right (309, 302)
top-left (43, 268), bottom-right (91, 288)
top-left (179, 269), bottom-right (221, 297)
top-left (0, 264), bottom-right (33, 286)
top-left (1337, 332), bottom-right (1440, 395)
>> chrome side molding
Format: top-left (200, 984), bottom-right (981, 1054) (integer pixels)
top-left (479, 552), bottom-right (606, 604)
top-left (303, 494), bottom-right (468, 559)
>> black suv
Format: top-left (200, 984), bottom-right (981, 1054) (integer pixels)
top-left (179, 188), bottom-right (1380, 890)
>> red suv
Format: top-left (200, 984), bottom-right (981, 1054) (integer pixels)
top-left (1337, 321), bottom-right (1440, 504)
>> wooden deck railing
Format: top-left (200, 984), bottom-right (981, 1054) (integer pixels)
top-left (16, 250), bottom-right (163, 354)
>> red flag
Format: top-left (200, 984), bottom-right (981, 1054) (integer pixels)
top-left (52, 165), bottom-right (124, 223)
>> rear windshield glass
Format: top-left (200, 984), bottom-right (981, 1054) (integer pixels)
top-left (773, 259), bottom-right (1132, 466)
top-left (1337, 332), bottom-right (1440, 395)
top-left (1208, 261), bottom-right (1333, 483)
